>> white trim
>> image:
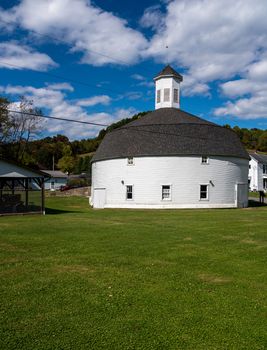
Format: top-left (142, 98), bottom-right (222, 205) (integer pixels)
top-left (161, 184), bottom-right (172, 201)
top-left (126, 184), bottom-right (133, 201)
top-left (199, 183), bottom-right (209, 201)
top-left (104, 203), bottom-right (237, 209)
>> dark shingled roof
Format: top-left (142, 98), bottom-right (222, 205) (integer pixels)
top-left (92, 108), bottom-right (249, 162)
top-left (154, 65), bottom-right (183, 82)
top-left (250, 153), bottom-right (267, 163)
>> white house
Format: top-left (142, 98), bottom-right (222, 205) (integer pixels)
top-left (43, 170), bottom-right (68, 190)
top-left (248, 153), bottom-right (267, 191)
top-left (91, 65), bottom-right (249, 209)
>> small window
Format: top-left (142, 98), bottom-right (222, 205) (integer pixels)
top-left (126, 185), bottom-right (133, 200)
top-left (249, 164), bottom-right (251, 169)
top-left (201, 156), bottom-right (208, 164)
top-left (156, 90), bottom-right (161, 103)
top-left (200, 185), bottom-right (208, 200)
top-left (263, 164), bottom-right (267, 174)
top-left (164, 88), bottom-right (170, 102)
top-left (173, 88), bottom-right (178, 103)
top-left (127, 157), bottom-right (134, 165)
top-left (162, 185), bottom-right (171, 200)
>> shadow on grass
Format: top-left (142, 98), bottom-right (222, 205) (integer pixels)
top-left (45, 207), bottom-right (83, 215)
top-left (248, 200), bottom-right (267, 207)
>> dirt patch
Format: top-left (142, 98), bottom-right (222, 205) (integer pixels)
top-left (198, 273), bottom-right (232, 284)
top-left (241, 238), bottom-right (266, 248)
top-left (241, 238), bottom-right (258, 245)
top-left (53, 265), bottom-right (94, 274)
top-left (183, 237), bottom-right (192, 241)
top-left (0, 242), bottom-right (26, 252)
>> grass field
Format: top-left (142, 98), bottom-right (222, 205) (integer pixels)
top-left (0, 197), bottom-right (267, 349)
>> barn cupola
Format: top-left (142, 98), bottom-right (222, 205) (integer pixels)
top-left (154, 65), bottom-right (183, 110)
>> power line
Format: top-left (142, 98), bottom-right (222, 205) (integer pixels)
top-left (7, 109), bottom-right (221, 143)
top-left (0, 18), bottom-right (140, 68)
top-left (7, 109), bottom-right (109, 127)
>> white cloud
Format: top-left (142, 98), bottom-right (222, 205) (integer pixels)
top-left (3, 0), bottom-right (147, 66)
top-left (0, 41), bottom-right (58, 71)
top-left (46, 82), bottom-right (74, 91)
top-left (139, 5), bottom-right (164, 30)
top-left (1, 83), bottom-right (136, 139)
top-left (113, 107), bottom-right (138, 121)
top-left (77, 95), bottom-right (111, 107)
top-left (131, 74), bottom-right (145, 81)
top-left (142, 0), bottom-right (267, 96)
top-left (214, 92), bottom-right (267, 119)
top-left (214, 52), bottom-right (267, 118)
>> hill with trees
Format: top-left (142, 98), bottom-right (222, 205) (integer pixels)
top-left (1, 95), bottom-right (267, 181)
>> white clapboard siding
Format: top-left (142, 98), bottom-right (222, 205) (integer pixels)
top-left (91, 155), bottom-right (249, 209)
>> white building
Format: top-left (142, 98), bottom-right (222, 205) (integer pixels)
top-left (42, 170), bottom-right (68, 190)
top-left (249, 153), bottom-right (267, 191)
top-left (91, 65), bottom-right (249, 209)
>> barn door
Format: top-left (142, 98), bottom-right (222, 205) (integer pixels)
top-left (94, 188), bottom-right (106, 208)
top-left (235, 183), bottom-right (248, 208)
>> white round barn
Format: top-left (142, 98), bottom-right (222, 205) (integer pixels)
top-left (91, 66), bottom-right (249, 209)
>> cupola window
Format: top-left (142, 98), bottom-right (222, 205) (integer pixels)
top-left (156, 90), bottom-right (161, 103)
top-left (164, 88), bottom-right (170, 102)
top-left (173, 89), bottom-right (178, 103)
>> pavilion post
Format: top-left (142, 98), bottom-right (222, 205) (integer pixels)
top-left (25, 178), bottom-right (29, 209)
top-left (41, 179), bottom-right (45, 215)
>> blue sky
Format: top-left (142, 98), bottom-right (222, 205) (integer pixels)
top-left (1, 0), bottom-right (267, 140)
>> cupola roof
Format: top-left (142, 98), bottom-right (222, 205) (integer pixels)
top-left (154, 65), bottom-right (183, 82)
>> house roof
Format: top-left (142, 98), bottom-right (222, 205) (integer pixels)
top-left (92, 108), bottom-right (249, 162)
top-left (0, 158), bottom-right (49, 178)
top-left (249, 152), bottom-right (267, 163)
top-left (42, 170), bottom-right (67, 178)
top-left (154, 65), bottom-right (183, 82)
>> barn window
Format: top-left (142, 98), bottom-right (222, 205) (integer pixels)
top-left (162, 185), bottom-right (171, 200)
top-left (173, 88), bottom-right (178, 102)
top-left (156, 90), bottom-right (161, 103)
top-left (164, 88), bottom-right (170, 102)
top-left (200, 184), bottom-right (209, 200)
top-left (201, 156), bottom-right (208, 164)
top-left (126, 185), bottom-right (133, 200)
top-left (127, 157), bottom-right (134, 165)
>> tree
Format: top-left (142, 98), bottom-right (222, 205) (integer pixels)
top-left (0, 97), bottom-right (11, 145)
top-left (258, 131), bottom-right (267, 152)
top-left (57, 145), bottom-right (75, 173)
top-left (0, 96), bottom-right (43, 161)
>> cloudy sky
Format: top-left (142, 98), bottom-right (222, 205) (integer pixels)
top-left (1, 0), bottom-right (267, 139)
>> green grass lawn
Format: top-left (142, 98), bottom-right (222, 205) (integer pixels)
top-left (0, 197), bottom-right (267, 349)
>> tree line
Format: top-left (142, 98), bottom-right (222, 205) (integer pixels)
top-left (1, 95), bottom-right (267, 176)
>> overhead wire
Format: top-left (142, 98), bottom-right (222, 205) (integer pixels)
top-left (6, 109), bottom-right (109, 127)
top-left (6, 109), bottom-right (221, 143)
top-left (0, 18), bottom-right (147, 69)
top-left (0, 17), bottom-right (157, 83)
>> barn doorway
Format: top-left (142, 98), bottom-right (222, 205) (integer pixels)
top-left (94, 188), bottom-right (106, 208)
top-left (235, 183), bottom-right (248, 208)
